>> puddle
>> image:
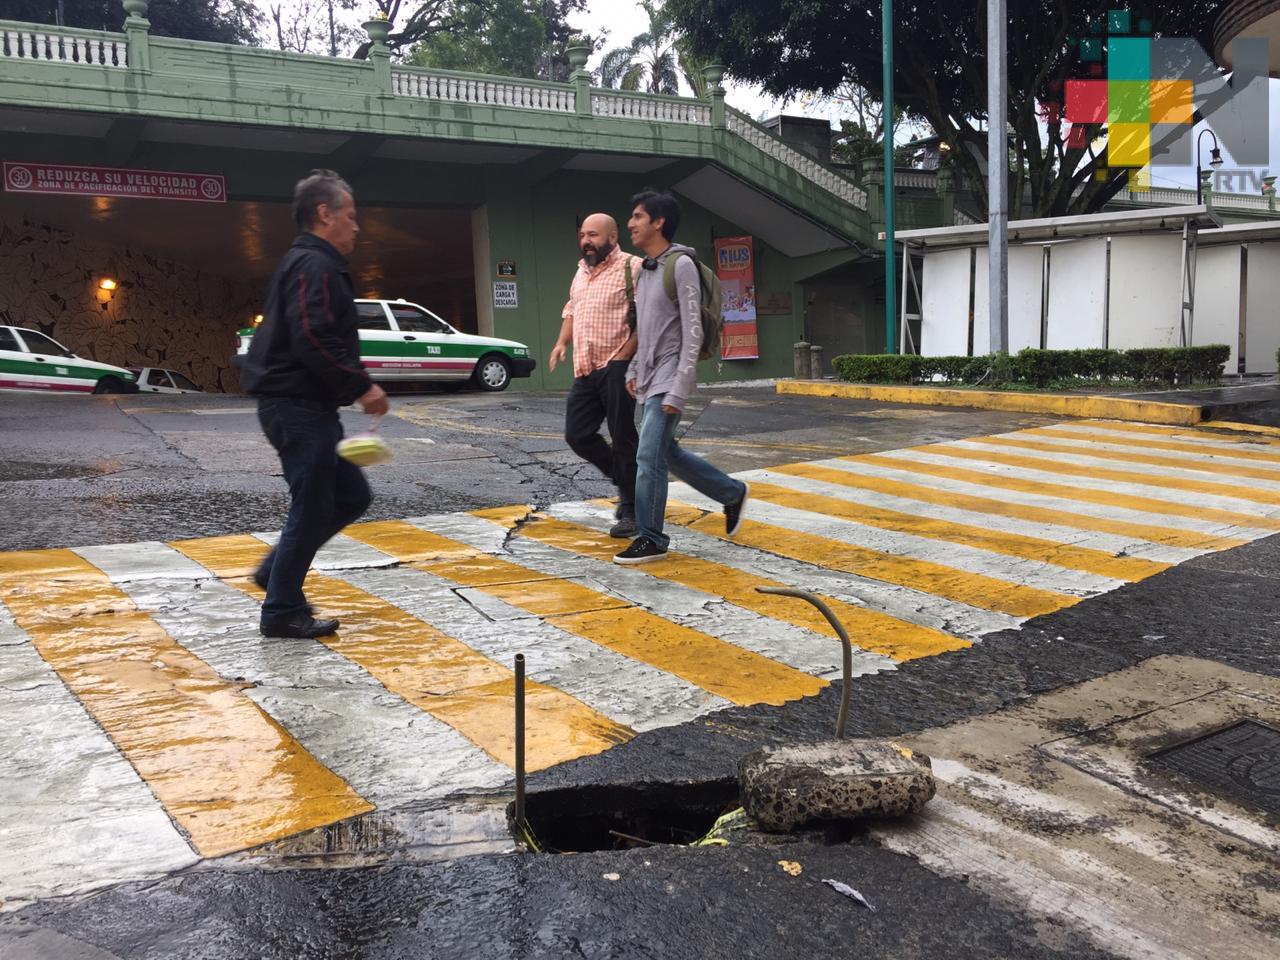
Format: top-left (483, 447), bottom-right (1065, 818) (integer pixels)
top-left (517, 779), bottom-right (741, 853)
top-left (234, 794), bottom-right (515, 869)
top-left (0, 461), bottom-right (106, 481)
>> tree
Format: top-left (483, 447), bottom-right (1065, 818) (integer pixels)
top-left (599, 0), bottom-right (709, 97)
top-left (269, 0), bottom-right (361, 56)
top-left (665, 0), bottom-right (1233, 217)
top-left (407, 0), bottom-right (594, 81)
top-left (6, 0), bottom-right (261, 45)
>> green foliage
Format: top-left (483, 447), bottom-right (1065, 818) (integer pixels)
top-left (665, 0), bottom-right (1230, 218)
top-left (8, 0), bottom-right (261, 44)
top-left (599, 0), bottom-right (706, 96)
top-left (405, 0), bottom-right (590, 80)
top-left (831, 346), bottom-right (1231, 389)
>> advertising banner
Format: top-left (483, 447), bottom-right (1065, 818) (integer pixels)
top-left (3, 162), bottom-right (227, 203)
top-left (714, 235), bottom-right (759, 360)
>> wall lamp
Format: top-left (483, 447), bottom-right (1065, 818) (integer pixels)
top-left (97, 277), bottom-right (118, 306)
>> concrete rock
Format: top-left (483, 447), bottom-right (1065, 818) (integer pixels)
top-left (739, 740), bottom-right (936, 833)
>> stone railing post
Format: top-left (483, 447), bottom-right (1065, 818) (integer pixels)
top-left (364, 17), bottom-right (392, 93)
top-left (863, 153), bottom-right (885, 233)
top-left (936, 163), bottom-right (956, 226)
top-left (567, 43), bottom-right (591, 117)
top-left (122, 0), bottom-right (150, 72)
top-left (702, 63), bottom-right (725, 128)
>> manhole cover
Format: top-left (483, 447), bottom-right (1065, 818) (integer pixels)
top-left (1151, 719), bottom-right (1280, 815)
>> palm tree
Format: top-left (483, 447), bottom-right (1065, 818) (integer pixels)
top-left (598, 0), bottom-right (707, 97)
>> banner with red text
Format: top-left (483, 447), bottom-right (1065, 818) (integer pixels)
top-left (3, 162), bottom-right (226, 203)
top-left (714, 235), bottom-right (758, 360)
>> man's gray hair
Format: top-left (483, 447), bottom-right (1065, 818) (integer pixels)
top-left (293, 169), bottom-right (353, 230)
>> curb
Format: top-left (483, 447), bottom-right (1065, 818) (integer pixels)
top-left (776, 381), bottom-right (1211, 426)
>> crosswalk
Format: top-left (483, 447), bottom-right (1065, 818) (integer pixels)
top-left (4, 418), bottom-right (1280, 903)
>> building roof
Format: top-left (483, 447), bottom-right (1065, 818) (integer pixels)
top-left (884, 206), bottom-right (1224, 250)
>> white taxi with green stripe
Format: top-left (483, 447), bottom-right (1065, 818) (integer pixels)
top-left (0, 326), bottom-right (139, 394)
top-left (235, 298), bottom-right (536, 392)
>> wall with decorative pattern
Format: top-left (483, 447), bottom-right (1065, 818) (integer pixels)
top-left (0, 214), bottom-right (259, 392)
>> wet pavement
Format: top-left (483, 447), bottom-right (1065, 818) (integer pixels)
top-left (5, 386), bottom-right (1280, 958)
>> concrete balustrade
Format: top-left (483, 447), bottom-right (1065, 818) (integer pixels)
top-left (0, 22), bottom-right (128, 68)
top-left (393, 69), bottom-right (576, 113)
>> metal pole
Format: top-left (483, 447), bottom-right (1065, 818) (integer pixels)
top-left (514, 653), bottom-right (526, 828)
top-left (899, 240), bottom-right (911, 354)
top-left (987, 0), bottom-right (1009, 354)
top-left (882, 0), bottom-right (897, 355)
top-left (327, 0), bottom-right (337, 57)
top-left (756, 587), bottom-right (851, 738)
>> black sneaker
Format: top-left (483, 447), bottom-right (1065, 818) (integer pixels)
top-left (609, 515), bottom-right (638, 539)
top-left (613, 536), bottom-right (668, 565)
top-left (724, 482), bottom-right (749, 537)
top-left (260, 614), bottom-right (340, 639)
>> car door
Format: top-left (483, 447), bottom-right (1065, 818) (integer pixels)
top-left (141, 368), bottom-right (175, 393)
top-left (9, 328), bottom-right (94, 392)
top-left (353, 302), bottom-right (403, 382)
top-left (166, 371), bottom-right (203, 394)
top-left (0, 327), bottom-right (36, 391)
top-left (387, 303), bottom-right (463, 381)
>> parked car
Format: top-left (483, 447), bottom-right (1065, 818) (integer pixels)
top-left (0, 325), bottom-right (138, 394)
top-left (128, 367), bottom-right (204, 394)
top-left (233, 299), bottom-right (536, 392)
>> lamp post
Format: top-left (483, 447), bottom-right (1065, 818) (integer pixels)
top-left (1196, 129), bottom-right (1224, 202)
top-left (987, 0), bottom-right (1008, 355)
top-left (882, 0), bottom-right (896, 355)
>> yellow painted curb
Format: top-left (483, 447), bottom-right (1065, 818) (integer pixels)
top-left (776, 380), bottom-right (1206, 426)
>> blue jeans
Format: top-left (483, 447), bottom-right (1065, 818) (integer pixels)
top-left (257, 397), bottom-right (371, 624)
top-left (634, 394), bottom-right (745, 550)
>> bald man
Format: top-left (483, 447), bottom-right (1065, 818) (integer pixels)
top-left (550, 213), bottom-right (640, 537)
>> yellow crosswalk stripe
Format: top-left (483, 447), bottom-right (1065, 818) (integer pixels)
top-left (474, 506), bottom-right (970, 662)
top-left (743, 481), bottom-right (1166, 582)
top-left (774, 461), bottom-right (1240, 551)
top-left (971, 434), bottom-right (1280, 482)
top-left (917, 443), bottom-right (1280, 507)
top-left (663, 502), bottom-right (1075, 618)
top-left (344, 520), bottom-right (826, 707)
top-left (856, 452), bottom-right (1280, 533)
top-left (170, 534), bottom-right (631, 771)
top-left (1035, 424), bottom-right (1280, 464)
top-left (1078, 420), bottom-right (1280, 450)
top-left (0, 548), bottom-right (372, 857)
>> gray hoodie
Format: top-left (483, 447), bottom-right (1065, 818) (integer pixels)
top-left (626, 243), bottom-right (702, 412)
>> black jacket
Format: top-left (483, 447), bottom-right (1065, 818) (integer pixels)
top-left (241, 233), bottom-right (372, 407)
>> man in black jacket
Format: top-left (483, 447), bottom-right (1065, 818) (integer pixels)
top-left (241, 169), bottom-right (389, 639)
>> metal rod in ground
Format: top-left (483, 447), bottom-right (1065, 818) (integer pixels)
top-left (755, 587), bottom-right (851, 738)
top-left (514, 652), bottom-right (526, 829)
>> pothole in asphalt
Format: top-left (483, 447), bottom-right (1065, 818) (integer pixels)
top-left (516, 779), bottom-right (742, 853)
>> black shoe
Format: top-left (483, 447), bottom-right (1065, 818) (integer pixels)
top-left (260, 614), bottom-right (340, 639)
top-left (609, 515), bottom-right (638, 539)
top-left (724, 482), bottom-right (749, 537)
top-left (613, 536), bottom-right (668, 565)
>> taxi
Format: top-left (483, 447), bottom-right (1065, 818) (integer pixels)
top-left (234, 298), bottom-right (536, 391)
top-left (0, 325), bottom-right (139, 394)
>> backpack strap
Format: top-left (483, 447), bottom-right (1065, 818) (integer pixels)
top-left (662, 251), bottom-right (704, 304)
top-left (623, 255), bottom-right (638, 331)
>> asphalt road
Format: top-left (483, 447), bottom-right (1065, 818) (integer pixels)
top-left (3, 385), bottom-right (1279, 959)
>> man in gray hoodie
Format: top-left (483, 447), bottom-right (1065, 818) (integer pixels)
top-left (615, 189), bottom-right (749, 564)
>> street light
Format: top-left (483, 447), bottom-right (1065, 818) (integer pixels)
top-left (1196, 129), bottom-right (1224, 202)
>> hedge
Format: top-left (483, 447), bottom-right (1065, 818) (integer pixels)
top-left (830, 345), bottom-right (1230, 388)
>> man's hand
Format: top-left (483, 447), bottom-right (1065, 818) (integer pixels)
top-left (626, 380), bottom-right (637, 398)
top-left (548, 342), bottom-right (568, 372)
top-left (662, 404), bottom-right (679, 414)
top-left (358, 383), bottom-right (389, 416)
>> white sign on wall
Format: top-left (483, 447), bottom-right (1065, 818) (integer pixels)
top-left (493, 280), bottom-right (518, 309)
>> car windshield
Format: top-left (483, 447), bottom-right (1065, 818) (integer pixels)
top-left (169, 372), bottom-right (199, 390)
top-left (391, 305), bottom-right (450, 334)
top-left (18, 329), bottom-right (72, 357)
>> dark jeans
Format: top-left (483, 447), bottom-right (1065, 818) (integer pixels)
top-left (564, 359), bottom-right (638, 516)
top-left (256, 397), bottom-right (371, 624)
